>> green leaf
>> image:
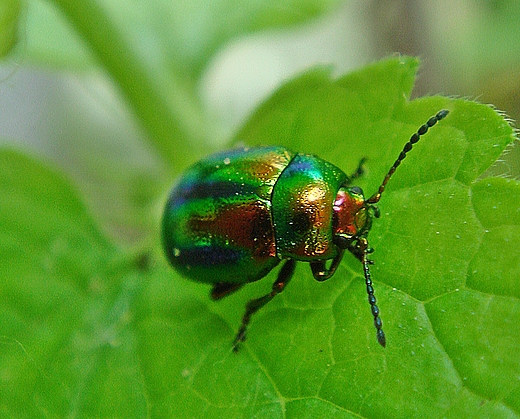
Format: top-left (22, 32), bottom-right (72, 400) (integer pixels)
top-left (139, 57), bottom-right (518, 417)
top-left (0, 149), bottom-right (147, 416)
top-left (2, 57), bottom-right (518, 418)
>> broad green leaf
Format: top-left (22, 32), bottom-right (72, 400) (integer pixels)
top-left (2, 58), bottom-right (518, 418)
top-left (138, 57), bottom-right (518, 417)
top-left (0, 149), bottom-right (147, 417)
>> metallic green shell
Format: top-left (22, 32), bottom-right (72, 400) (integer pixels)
top-left (162, 146), bottom-right (294, 284)
top-left (162, 146), bottom-right (348, 284)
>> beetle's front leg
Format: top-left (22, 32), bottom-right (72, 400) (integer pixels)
top-left (233, 258), bottom-right (296, 352)
top-left (345, 238), bottom-right (374, 263)
top-left (310, 248), bottom-right (345, 281)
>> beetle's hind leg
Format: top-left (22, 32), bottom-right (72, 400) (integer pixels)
top-left (233, 259), bottom-right (296, 352)
top-left (211, 282), bottom-right (244, 300)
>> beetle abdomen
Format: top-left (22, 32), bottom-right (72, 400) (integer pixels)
top-left (163, 147), bottom-right (293, 284)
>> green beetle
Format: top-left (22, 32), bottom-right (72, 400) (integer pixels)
top-left (163, 110), bottom-right (449, 350)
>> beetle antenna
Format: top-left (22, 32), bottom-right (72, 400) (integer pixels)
top-left (359, 238), bottom-right (386, 347)
top-left (367, 109), bottom-right (449, 204)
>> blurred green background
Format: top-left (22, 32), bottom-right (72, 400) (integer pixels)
top-left (1, 0), bottom-right (519, 244)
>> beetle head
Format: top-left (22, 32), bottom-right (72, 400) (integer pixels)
top-left (332, 186), bottom-right (375, 243)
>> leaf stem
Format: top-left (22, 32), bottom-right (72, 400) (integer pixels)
top-left (50, 0), bottom-right (207, 172)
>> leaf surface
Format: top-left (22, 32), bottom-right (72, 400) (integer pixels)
top-left (1, 57), bottom-right (518, 418)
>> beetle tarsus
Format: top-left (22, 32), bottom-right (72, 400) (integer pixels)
top-left (232, 328), bottom-right (247, 352)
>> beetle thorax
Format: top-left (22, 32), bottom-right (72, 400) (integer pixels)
top-left (332, 187), bottom-right (370, 238)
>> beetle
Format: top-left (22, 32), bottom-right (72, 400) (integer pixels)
top-left (162, 110), bottom-right (449, 350)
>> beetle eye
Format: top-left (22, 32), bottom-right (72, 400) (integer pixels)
top-left (350, 186), bottom-right (363, 195)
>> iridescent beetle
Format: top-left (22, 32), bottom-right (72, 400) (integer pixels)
top-left (162, 110), bottom-right (449, 350)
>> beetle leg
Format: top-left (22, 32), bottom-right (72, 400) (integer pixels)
top-left (344, 157), bottom-right (367, 186)
top-left (211, 282), bottom-right (244, 300)
top-left (310, 248), bottom-right (345, 281)
top-left (233, 259), bottom-right (296, 352)
top-left (344, 239), bottom-right (374, 263)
